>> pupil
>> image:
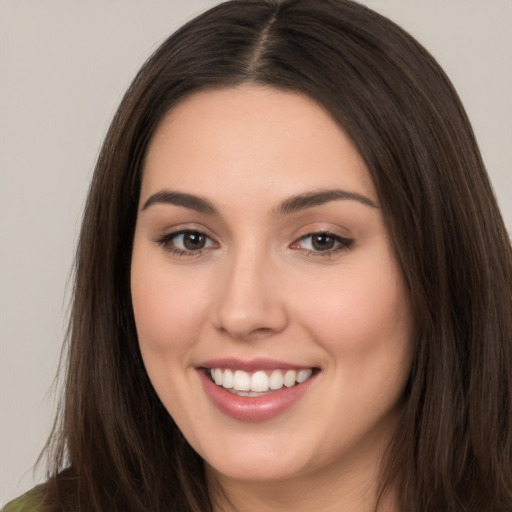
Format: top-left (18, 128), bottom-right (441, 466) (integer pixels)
top-left (184, 232), bottom-right (205, 250)
top-left (312, 234), bottom-right (335, 251)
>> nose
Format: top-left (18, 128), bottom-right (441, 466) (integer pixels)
top-left (213, 248), bottom-right (288, 341)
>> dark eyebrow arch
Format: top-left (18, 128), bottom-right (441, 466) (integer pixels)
top-left (276, 189), bottom-right (378, 215)
top-left (142, 188), bottom-right (377, 216)
top-left (141, 190), bottom-right (218, 215)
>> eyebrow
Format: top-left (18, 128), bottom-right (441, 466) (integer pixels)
top-left (142, 190), bottom-right (218, 214)
top-left (275, 189), bottom-right (378, 215)
top-left (141, 188), bottom-right (378, 215)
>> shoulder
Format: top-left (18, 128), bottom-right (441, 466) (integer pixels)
top-left (2, 489), bottom-right (44, 512)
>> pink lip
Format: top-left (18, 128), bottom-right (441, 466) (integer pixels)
top-left (197, 365), bottom-right (318, 422)
top-left (199, 357), bottom-right (312, 372)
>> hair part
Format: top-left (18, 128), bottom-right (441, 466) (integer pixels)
top-left (39, 1), bottom-right (512, 511)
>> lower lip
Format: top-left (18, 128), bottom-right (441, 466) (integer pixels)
top-left (198, 369), bottom-right (318, 421)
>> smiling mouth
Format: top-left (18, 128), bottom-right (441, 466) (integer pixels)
top-left (205, 367), bottom-right (318, 396)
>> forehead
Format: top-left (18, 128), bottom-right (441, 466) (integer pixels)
top-left (141, 85), bottom-right (376, 204)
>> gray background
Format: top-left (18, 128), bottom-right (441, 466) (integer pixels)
top-left (1, 0), bottom-right (511, 505)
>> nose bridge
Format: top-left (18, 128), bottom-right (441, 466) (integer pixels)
top-left (214, 239), bottom-right (287, 339)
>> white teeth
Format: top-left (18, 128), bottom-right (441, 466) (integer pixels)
top-left (223, 369), bottom-right (234, 389)
top-left (269, 369), bottom-right (284, 390)
top-left (297, 368), bottom-right (313, 383)
top-left (251, 371), bottom-right (270, 392)
top-left (233, 370), bottom-right (250, 391)
top-left (283, 370), bottom-right (296, 387)
top-left (213, 368), bottom-right (223, 386)
top-left (209, 367), bottom-right (314, 392)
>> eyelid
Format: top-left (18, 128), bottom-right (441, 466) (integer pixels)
top-left (152, 221), bottom-right (219, 244)
top-left (154, 227), bottom-right (219, 256)
top-left (173, 231), bottom-right (217, 249)
top-left (153, 225), bottom-right (353, 258)
top-left (290, 230), bottom-right (354, 255)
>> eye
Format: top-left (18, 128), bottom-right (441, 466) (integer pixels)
top-left (156, 229), bottom-right (217, 256)
top-left (292, 231), bottom-right (353, 255)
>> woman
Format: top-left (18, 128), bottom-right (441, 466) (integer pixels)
top-left (5, 0), bottom-right (512, 511)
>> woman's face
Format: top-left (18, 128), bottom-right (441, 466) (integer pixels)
top-left (131, 85), bottom-right (413, 486)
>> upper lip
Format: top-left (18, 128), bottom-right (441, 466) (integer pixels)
top-left (198, 357), bottom-right (315, 372)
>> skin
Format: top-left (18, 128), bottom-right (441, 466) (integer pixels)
top-left (131, 85), bottom-right (413, 512)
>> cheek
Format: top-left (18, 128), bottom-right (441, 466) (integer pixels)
top-left (291, 255), bottom-right (412, 358)
top-left (295, 257), bottom-right (413, 434)
top-left (130, 250), bottom-right (211, 360)
top-left (130, 250), bottom-right (216, 428)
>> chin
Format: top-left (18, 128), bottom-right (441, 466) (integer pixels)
top-left (205, 454), bottom-right (307, 484)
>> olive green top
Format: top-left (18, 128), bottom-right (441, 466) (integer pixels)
top-left (2, 490), bottom-right (42, 512)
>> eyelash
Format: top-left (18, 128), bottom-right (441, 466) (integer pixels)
top-left (155, 230), bottom-right (354, 258)
top-left (294, 231), bottom-right (354, 256)
top-left (155, 230), bottom-right (216, 257)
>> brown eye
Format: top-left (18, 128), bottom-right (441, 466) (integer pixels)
top-left (293, 231), bottom-right (354, 255)
top-left (182, 231), bottom-right (207, 250)
top-left (156, 229), bottom-right (217, 255)
top-left (311, 234), bottom-right (336, 251)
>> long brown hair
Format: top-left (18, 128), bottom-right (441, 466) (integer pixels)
top-left (40, 1), bottom-right (512, 510)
